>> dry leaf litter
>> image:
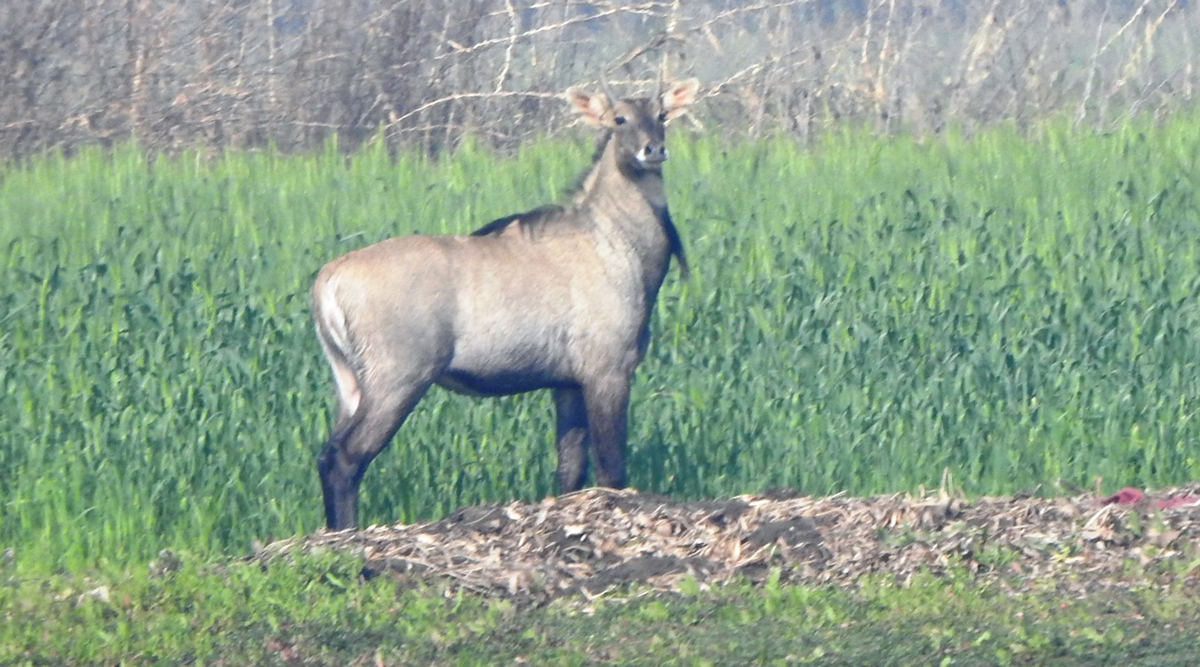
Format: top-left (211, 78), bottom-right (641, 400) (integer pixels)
top-left (259, 486), bottom-right (1200, 605)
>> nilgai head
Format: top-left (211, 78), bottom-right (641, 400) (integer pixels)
top-left (566, 78), bottom-right (699, 177)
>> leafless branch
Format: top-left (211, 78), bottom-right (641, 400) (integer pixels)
top-left (0, 0), bottom-right (1196, 159)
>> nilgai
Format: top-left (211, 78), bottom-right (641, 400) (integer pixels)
top-left (312, 77), bottom-right (700, 530)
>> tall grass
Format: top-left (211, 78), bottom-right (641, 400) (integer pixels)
top-left (3, 119), bottom-right (1200, 571)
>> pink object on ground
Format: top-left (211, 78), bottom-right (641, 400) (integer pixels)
top-left (1098, 487), bottom-right (1200, 508)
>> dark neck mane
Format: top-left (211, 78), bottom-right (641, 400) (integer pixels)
top-left (469, 204), bottom-right (564, 237)
top-left (658, 206), bottom-right (690, 280)
top-left (469, 128), bottom-right (688, 279)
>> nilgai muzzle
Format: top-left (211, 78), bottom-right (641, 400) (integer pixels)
top-left (312, 78), bottom-right (700, 530)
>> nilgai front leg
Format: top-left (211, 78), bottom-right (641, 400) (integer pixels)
top-left (584, 375), bottom-right (632, 489)
top-left (554, 386), bottom-right (591, 493)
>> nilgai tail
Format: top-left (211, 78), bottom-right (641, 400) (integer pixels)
top-left (312, 77), bottom-right (700, 530)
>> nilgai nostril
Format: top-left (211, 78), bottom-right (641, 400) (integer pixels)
top-left (638, 144), bottom-right (668, 164)
top-left (311, 77), bottom-right (700, 531)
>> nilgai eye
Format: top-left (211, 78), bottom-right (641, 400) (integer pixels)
top-left (657, 112), bottom-right (668, 122)
top-left (614, 116), bottom-right (627, 125)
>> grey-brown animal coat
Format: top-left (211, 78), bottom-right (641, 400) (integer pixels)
top-left (312, 78), bottom-right (700, 530)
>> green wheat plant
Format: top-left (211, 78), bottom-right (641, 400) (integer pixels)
top-left (3, 117), bottom-right (1200, 571)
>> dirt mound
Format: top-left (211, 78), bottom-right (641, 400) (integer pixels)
top-left (259, 486), bottom-right (1200, 605)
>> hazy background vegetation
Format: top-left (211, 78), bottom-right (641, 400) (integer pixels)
top-left (1, 0), bottom-right (1198, 158)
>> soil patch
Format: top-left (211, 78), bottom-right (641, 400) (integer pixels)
top-left (258, 486), bottom-right (1200, 605)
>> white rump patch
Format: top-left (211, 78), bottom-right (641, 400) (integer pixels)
top-left (316, 276), bottom-right (362, 416)
top-left (319, 276), bottom-right (352, 354)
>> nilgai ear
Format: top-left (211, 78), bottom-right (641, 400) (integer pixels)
top-left (660, 78), bottom-right (700, 121)
top-left (566, 86), bottom-right (613, 127)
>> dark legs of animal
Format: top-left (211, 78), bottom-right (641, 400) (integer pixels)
top-left (317, 430), bottom-right (368, 531)
top-left (318, 384), bottom-right (430, 530)
top-left (583, 376), bottom-right (631, 489)
top-left (553, 387), bottom-right (590, 492)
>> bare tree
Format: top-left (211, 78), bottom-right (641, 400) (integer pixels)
top-left (0, 0), bottom-right (1196, 159)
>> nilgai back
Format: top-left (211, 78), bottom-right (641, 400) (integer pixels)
top-left (312, 77), bottom-right (700, 530)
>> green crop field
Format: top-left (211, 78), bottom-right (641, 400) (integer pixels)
top-left (3, 118), bottom-right (1200, 572)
